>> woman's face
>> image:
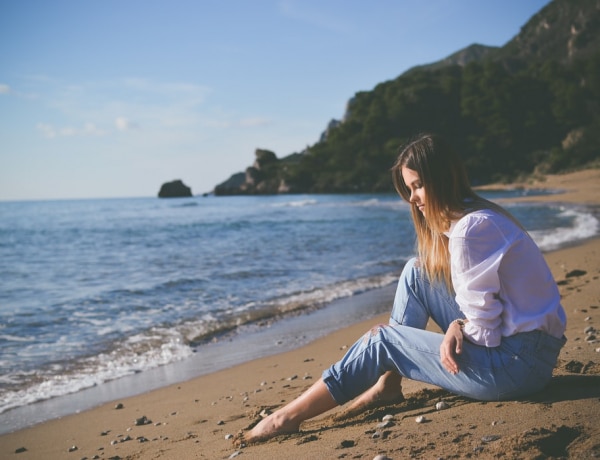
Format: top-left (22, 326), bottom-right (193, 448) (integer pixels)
top-left (401, 167), bottom-right (426, 217)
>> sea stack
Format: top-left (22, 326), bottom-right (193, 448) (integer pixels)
top-left (158, 180), bottom-right (193, 198)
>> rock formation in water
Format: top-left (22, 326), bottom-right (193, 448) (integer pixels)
top-left (158, 180), bottom-right (193, 198)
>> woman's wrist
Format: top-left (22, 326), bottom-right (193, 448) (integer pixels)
top-left (452, 318), bottom-right (467, 330)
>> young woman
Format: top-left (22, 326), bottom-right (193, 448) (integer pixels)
top-left (238, 133), bottom-right (566, 445)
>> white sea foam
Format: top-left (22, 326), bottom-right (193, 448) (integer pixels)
top-left (350, 198), bottom-right (405, 210)
top-left (230, 272), bottom-right (401, 321)
top-left (269, 199), bottom-right (318, 208)
top-left (0, 334), bottom-right (34, 342)
top-left (0, 330), bottom-right (194, 415)
top-left (531, 208), bottom-right (599, 251)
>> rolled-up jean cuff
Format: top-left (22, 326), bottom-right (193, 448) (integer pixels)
top-left (321, 369), bottom-right (353, 406)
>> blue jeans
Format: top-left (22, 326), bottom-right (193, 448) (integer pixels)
top-left (322, 258), bottom-right (566, 404)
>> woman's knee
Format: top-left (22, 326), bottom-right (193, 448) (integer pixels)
top-left (397, 257), bottom-right (425, 294)
top-left (401, 257), bottom-right (419, 280)
top-left (391, 258), bottom-right (430, 328)
top-left (394, 258), bottom-right (419, 305)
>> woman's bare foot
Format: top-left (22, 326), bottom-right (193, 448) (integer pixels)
top-left (234, 379), bottom-right (338, 446)
top-left (335, 371), bottom-right (404, 419)
top-left (234, 412), bottom-right (300, 446)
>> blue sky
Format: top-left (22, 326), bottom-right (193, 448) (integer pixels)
top-left (0, 0), bottom-right (552, 201)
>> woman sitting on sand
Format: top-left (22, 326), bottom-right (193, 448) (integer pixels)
top-left (238, 133), bottom-right (567, 445)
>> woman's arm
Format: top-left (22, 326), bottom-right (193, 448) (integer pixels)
top-left (449, 213), bottom-right (510, 347)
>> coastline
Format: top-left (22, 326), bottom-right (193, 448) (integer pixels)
top-left (474, 168), bottom-right (600, 206)
top-left (0, 283), bottom-right (399, 436)
top-left (1, 169), bottom-right (599, 459)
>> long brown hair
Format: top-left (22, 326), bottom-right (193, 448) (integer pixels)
top-left (391, 133), bottom-right (523, 289)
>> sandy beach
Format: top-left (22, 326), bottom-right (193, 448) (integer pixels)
top-left (1, 169), bottom-right (599, 459)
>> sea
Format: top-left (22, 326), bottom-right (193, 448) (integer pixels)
top-left (0, 191), bottom-right (598, 434)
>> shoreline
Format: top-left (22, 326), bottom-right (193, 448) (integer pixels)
top-left (474, 168), bottom-right (600, 206)
top-left (1, 169), bottom-right (599, 459)
top-left (0, 283), bottom-right (399, 436)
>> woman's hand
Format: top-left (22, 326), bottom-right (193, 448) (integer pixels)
top-left (440, 321), bottom-right (464, 374)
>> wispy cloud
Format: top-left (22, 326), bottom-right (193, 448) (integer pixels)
top-left (36, 122), bottom-right (106, 139)
top-left (0, 84), bottom-right (10, 94)
top-left (27, 77), bottom-right (211, 137)
top-left (26, 76), bottom-right (272, 145)
top-left (82, 122), bottom-right (106, 136)
top-left (115, 117), bottom-right (140, 132)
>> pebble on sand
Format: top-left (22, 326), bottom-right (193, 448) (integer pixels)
top-left (135, 416), bottom-right (152, 426)
top-left (435, 401), bottom-right (450, 410)
top-left (482, 434), bottom-right (501, 443)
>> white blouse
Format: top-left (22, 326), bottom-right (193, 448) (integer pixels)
top-left (447, 209), bottom-right (566, 347)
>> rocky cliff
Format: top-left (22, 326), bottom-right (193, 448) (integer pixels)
top-left (213, 0), bottom-right (600, 195)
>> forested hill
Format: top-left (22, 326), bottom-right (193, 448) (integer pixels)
top-left (214, 0), bottom-right (600, 195)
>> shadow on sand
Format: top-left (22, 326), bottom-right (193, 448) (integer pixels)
top-left (526, 374), bottom-right (600, 403)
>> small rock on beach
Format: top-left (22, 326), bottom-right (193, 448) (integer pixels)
top-left (436, 401), bottom-right (450, 410)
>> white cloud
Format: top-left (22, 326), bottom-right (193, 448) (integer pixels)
top-left (0, 84), bottom-right (10, 94)
top-left (83, 122), bottom-right (106, 136)
top-left (36, 122), bottom-right (106, 138)
top-left (29, 77), bottom-right (210, 139)
top-left (115, 117), bottom-right (139, 132)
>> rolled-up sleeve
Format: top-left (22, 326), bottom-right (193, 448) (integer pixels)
top-left (449, 216), bottom-right (510, 347)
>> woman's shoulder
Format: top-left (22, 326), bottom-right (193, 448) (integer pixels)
top-left (456, 207), bottom-right (498, 225)
top-left (452, 208), bottom-right (513, 238)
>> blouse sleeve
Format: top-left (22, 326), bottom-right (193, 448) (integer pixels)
top-left (449, 214), bottom-right (510, 347)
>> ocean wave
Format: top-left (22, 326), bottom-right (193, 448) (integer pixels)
top-left (180, 272), bottom-right (400, 345)
top-left (0, 329), bottom-right (194, 415)
top-left (269, 199), bottom-right (318, 208)
top-left (266, 196), bottom-right (405, 210)
top-left (0, 272), bottom-right (400, 415)
top-left (531, 207), bottom-right (599, 251)
top-left (0, 334), bottom-right (35, 343)
top-left (173, 201), bottom-right (199, 208)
